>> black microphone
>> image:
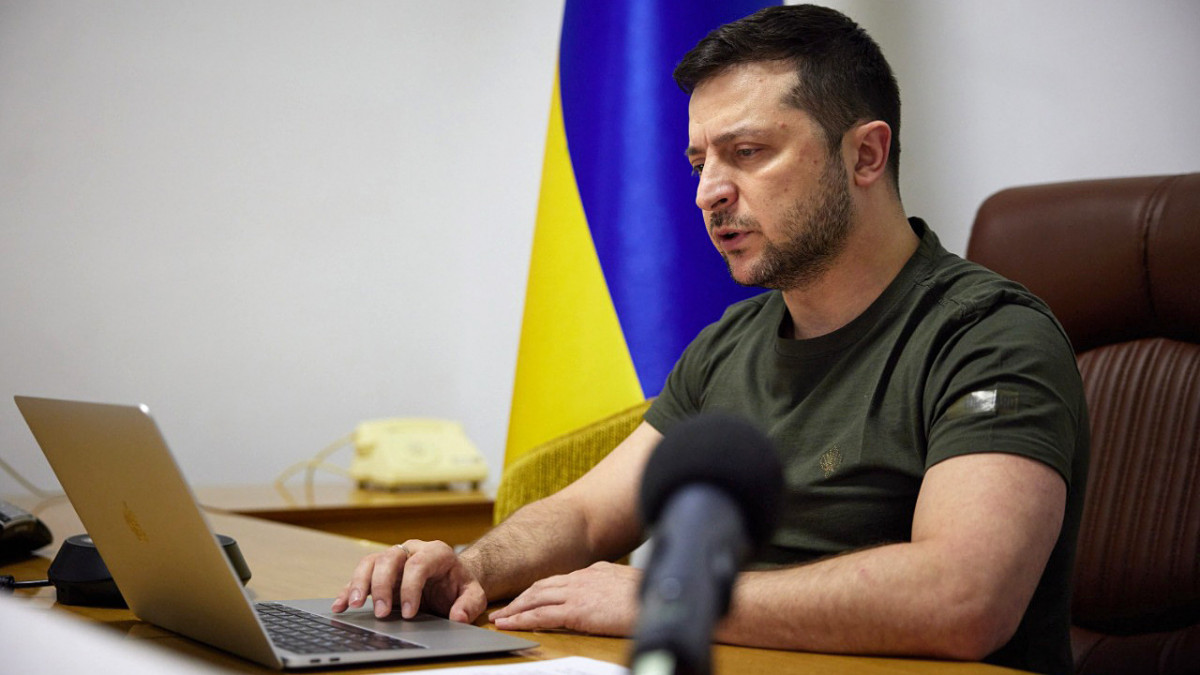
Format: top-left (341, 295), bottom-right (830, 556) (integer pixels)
top-left (631, 412), bottom-right (783, 675)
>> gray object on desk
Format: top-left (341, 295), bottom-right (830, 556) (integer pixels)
top-left (15, 395), bottom-right (536, 670)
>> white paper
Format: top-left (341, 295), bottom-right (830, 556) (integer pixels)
top-left (0, 598), bottom-right (222, 673)
top-left (399, 655), bottom-right (629, 675)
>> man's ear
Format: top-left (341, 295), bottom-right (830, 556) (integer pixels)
top-left (846, 120), bottom-right (891, 188)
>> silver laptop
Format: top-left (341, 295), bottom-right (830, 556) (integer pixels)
top-left (14, 396), bottom-right (537, 670)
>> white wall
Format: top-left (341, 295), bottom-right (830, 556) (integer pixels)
top-left (0, 1), bottom-right (563, 495)
top-left (3, 1), bottom-right (1198, 499)
top-left (825, 0), bottom-right (1200, 254)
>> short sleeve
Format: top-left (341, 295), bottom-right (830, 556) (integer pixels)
top-left (924, 302), bottom-right (1086, 487)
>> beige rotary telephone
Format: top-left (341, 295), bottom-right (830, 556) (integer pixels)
top-left (349, 418), bottom-right (488, 490)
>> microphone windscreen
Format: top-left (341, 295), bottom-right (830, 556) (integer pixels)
top-left (639, 412), bottom-right (783, 546)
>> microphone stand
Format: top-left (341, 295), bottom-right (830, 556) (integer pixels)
top-left (629, 486), bottom-right (747, 675)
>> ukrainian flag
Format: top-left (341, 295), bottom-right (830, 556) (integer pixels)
top-left (505, 0), bottom-right (773, 465)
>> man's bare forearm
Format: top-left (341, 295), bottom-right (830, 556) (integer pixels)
top-left (460, 496), bottom-right (609, 602)
top-left (464, 423), bottom-right (657, 603)
top-left (715, 454), bottom-right (1065, 660)
top-left (717, 540), bottom-right (1012, 660)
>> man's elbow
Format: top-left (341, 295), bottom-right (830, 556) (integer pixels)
top-left (930, 595), bottom-right (1022, 661)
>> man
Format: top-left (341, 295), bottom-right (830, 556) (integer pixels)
top-left (333, 6), bottom-right (1088, 674)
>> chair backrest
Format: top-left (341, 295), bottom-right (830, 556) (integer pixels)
top-left (493, 399), bottom-right (652, 525)
top-left (967, 174), bottom-right (1200, 674)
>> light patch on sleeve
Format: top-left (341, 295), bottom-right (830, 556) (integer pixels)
top-left (945, 389), bottom-right (1020, 420)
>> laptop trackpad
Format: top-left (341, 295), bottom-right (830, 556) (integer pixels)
top-left (277, 598), bottom-right (523, 648)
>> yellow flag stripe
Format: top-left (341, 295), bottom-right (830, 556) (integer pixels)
top-left (505, 71), bottom-right (644, 466)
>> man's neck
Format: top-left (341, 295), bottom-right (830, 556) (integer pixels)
top-left (780, 212), bottom-right (918, 340)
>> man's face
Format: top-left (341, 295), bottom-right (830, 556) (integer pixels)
top-left (687, 61), bottom-right (853, 290)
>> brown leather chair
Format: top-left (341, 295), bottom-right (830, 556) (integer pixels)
top-left (967, 174), bottom-right (1200, 674)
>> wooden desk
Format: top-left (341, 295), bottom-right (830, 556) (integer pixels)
top-left (2, 496), bottom-right (1027, 674)
top-left (194, 484), bottom-right (494, 547)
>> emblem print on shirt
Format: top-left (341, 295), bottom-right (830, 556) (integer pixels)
top-left (819, 445), bottom-right (844, 478)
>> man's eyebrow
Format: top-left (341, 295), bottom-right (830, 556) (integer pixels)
top-left (685, 126), bottom-right (771, 159)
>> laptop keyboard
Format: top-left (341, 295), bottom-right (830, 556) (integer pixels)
top-left (256, 602), bottom-right (424, 654)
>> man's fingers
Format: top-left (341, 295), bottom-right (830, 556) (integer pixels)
top-left (397, 540), bottom-right (448, 619)
top-left (369, 546), bottom-right (409, 617)
top-left (331, 553), bottom-right (383, 612)
top-left (331, 539), bottom-right (483, 622)
top-left (489, 575), bottom-right (566, 620)
top-left (488, 565), bottom-right (640, 637)
top-left (330, 582), bottom-right (356, 612)
top-left (447, 584), bottom-right (488, 624)
top-left (492, 604), bottom-right (567, 631)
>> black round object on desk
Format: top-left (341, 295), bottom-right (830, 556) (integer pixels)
top-left (47, 533), bottom-right (251, 607)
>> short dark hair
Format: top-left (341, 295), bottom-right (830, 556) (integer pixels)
top-left (674, 4), bottom-right (902, 191)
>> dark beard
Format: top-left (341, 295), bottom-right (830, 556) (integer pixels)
top-left (718, 158), bottom-right (853, 290)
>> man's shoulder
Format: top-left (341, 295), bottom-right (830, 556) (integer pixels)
top-left (919, 239), bottom-right (1057, 326)
top-left (697, 290), bottom-right (778, 341)
top-left (719, 289), bottom-right (777, 319)
top-left (670, 290), bottom-right (778, 367)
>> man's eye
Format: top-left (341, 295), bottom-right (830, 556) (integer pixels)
top-left (691, 163), bottom-right (704, 176)
top-left (736, 148), bottom-right (758, 159)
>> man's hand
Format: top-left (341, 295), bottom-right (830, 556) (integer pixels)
top-left (330, 539), bottom-right (487, 623)
top-left (488, 561), bottom-right (642, 637)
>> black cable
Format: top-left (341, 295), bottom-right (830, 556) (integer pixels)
top-left (0, 574), bottom-right (52, 592)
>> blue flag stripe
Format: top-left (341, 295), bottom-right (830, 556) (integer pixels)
top-left (559, 0), bottom-right (773, 395)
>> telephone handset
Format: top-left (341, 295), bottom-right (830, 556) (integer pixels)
top-left (349, 418), bottom-right (488, 490)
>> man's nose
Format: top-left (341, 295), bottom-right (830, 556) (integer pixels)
top-left (695, 165), bottom-right (736, 213)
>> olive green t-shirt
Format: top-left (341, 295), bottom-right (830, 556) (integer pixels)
top-left (644, 219), bottom-right (1088, 675)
